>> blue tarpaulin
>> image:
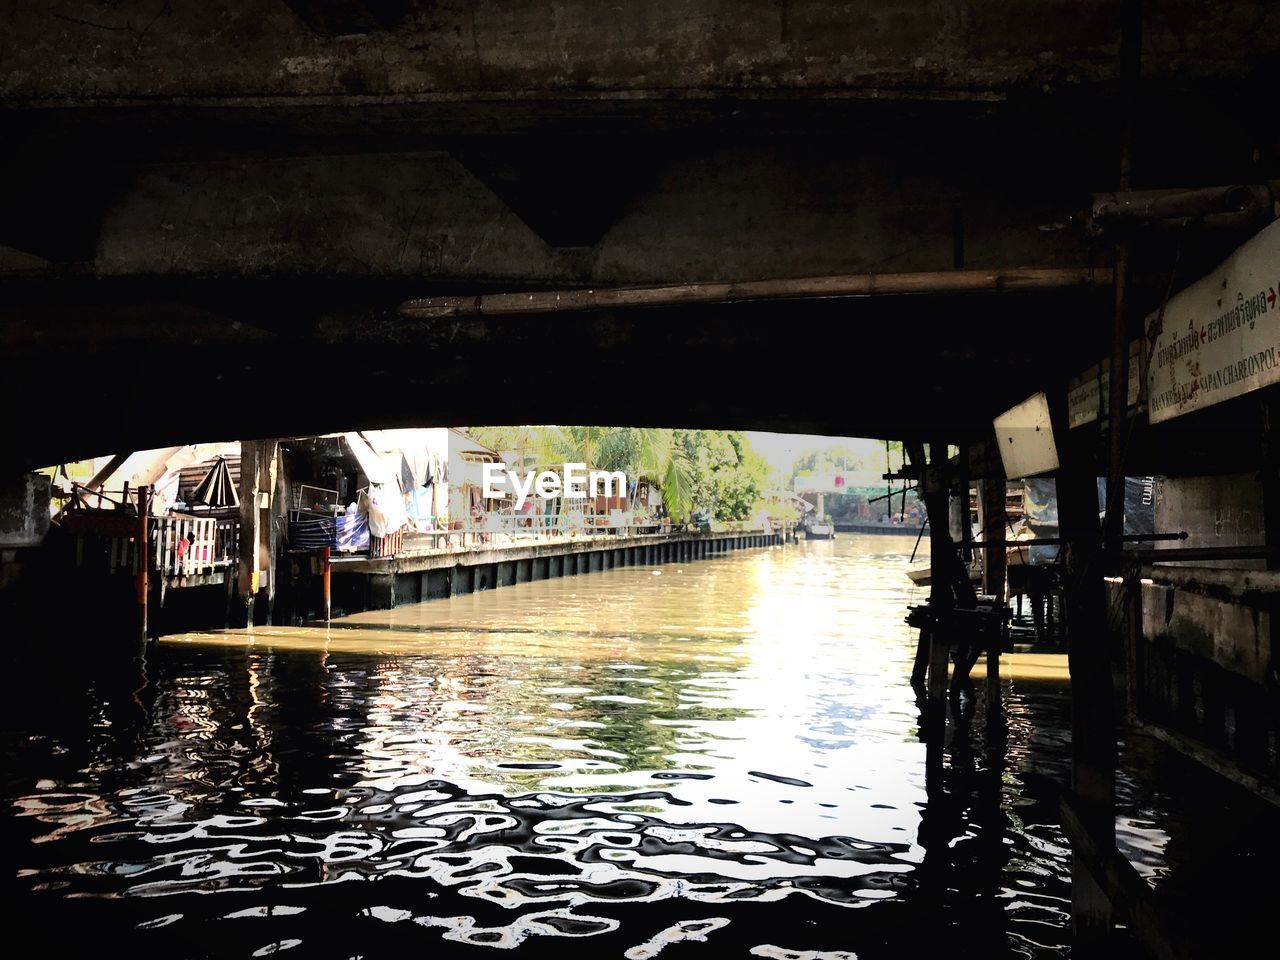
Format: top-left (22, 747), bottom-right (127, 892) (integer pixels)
top-left (290, 513), bottom-right (370, 552)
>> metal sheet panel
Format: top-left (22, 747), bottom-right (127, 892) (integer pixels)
top-left (993, 392), bottom-right (1059, 479)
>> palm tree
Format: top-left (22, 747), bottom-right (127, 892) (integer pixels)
top-left (536, 426), bottom-right (694, 521)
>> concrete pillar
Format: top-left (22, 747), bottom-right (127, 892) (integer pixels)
top-left (0, 472), bottom-right (50, 549)
top-left (369, 573), bottom-right (396, 610)
top-left (425, 569), bottom-right (451, 599)
top-left (453, 565), bottom-right (474, 594)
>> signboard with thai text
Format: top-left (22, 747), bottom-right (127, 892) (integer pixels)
top-left (1067, 340), bottom-right (1143, 429)
top-left (1148, 219), bottom-right (1280, 423)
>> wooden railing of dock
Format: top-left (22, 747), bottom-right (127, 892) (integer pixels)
top-left (151, 517), bottom-right (238, 578)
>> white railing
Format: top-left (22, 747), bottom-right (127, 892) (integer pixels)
top-left (386, 515), bottom-right (769, 558)
top-left (152, 517), bottom-right (238, 577)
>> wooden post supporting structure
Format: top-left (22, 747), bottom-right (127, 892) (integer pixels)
top-left (925, 440), bottom-right (954, 711)
top-left (136, 484), bottom-right (149, 643)
top-left (237, 440), bottom-right (262, 627)
top-left (1053, 3), bottom-right (1136, 945)
top-left (978, 444), bottom-right (1007, 714)
top-left (1049, 388), bottom-right (1117, 949)
top-left (236, 439), bottom-right (280, 628)
top-left (265, 442), bottom-right (282, 625)
top-left (905, 441), bottom-right (933, 690)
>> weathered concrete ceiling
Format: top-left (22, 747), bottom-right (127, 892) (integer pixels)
top-left (6, 1), bottom-right (1277, 103)
top-left (1, 2), bottom-right (1278, 468)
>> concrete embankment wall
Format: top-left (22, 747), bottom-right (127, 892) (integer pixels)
top-left (1128, 475), bottom-right (1278, 787)
top-left (316, 531), bottom-right (780, 617)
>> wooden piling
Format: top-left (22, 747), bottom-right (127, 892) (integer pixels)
top-left (237, 440), bottom-right (261, 626)
top-left (1051, 391), bottom-right (1117, 946)
top-left (136, 485), bottom-right (149, 642)
top-left (925, 440), bottom-right (953, 708)
top-left (978, 445), bottom-right (1007, 714)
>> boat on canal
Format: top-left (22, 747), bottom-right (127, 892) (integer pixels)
top-left (804, 519), bottom-right (836, 539)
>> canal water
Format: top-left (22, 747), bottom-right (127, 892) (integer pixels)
top-left (5, 537), bottom-right (1274, 957)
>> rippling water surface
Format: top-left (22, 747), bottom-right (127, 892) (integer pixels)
top-left (11, 535), bottom-right (1246, 958)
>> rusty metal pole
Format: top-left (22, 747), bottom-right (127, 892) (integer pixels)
top-left (136, 484), bottom-right (150, 643)
top-left (322, 546), bottom-right (332, 623)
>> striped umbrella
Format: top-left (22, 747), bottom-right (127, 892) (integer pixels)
top-left (192, 456), bottom-right (239, 508)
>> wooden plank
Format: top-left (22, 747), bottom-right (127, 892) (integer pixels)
top-left (399, 266), bottom-right (1113, 319)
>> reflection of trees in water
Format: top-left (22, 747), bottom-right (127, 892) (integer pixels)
top-left (328, 646), bottom-right (755, 794)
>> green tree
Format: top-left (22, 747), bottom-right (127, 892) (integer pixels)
top-left (538, 426), bottom-right (695, 521)
top-left (674, 429), bottom-right (770, 521)
top-left (466, 425), bottom-right (696, 521)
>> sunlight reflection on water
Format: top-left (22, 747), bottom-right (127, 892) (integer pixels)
top-left (10, 536), bottom-right (1094, 958)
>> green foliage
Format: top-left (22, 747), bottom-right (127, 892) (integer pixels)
top-left (789, 440), bottom-right (904, 484)
top-left (462, 425), bottom-right (773, 523)
top-left (464, 425), bottom-right (697, 521)
top-left (672, 429), bottom-right (770, 522)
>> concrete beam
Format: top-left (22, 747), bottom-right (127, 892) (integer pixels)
top-left (12, 2), bottom-right (1278, 104)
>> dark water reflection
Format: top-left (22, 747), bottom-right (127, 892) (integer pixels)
top-left (8, 536), bottom-right (1253, 958)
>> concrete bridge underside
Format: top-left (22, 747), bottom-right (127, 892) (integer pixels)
top-left (2, 1), bottom-right (1278, 473)
top-left (7, 7), bottom-right (1280, 959)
